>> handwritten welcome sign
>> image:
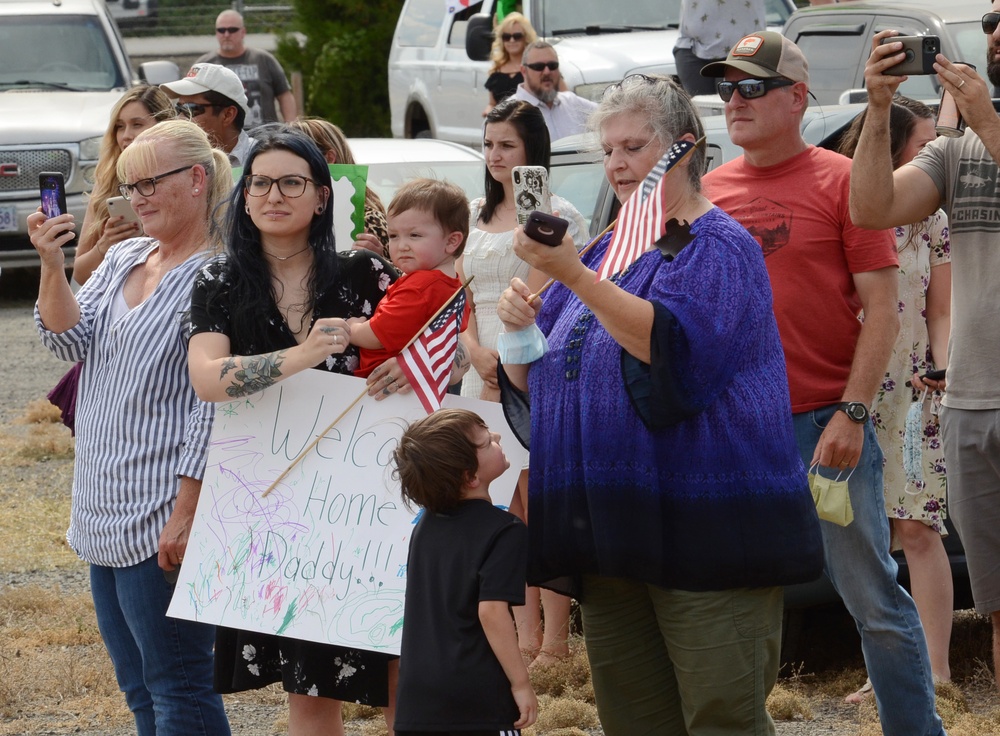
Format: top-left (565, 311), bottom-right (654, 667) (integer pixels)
top-left (166, 370), bottom-right (527, 655)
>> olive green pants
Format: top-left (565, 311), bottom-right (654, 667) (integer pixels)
top-left (580, 576), bottom-right (782, 736)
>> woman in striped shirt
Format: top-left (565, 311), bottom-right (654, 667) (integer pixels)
top-left (29, 120), bottom-right (234, 736)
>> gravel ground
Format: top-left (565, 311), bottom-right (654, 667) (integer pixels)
top-left (1, 299), bottom-right (987, 736)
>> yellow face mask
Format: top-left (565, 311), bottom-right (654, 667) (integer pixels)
top-left (808, 463), bottom-right (855, 527)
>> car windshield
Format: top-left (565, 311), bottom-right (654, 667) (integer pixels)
top-left (538, 0), bottom-right (792, 36)
top-left (0, 15), bottom-right (126, 90)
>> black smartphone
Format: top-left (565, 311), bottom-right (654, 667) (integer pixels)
top-left (921, 368), bottom-right (946, 381)
top-left (39, 172), bottom-right (68, 219)
top-left (880, 35), bottom-right (941, 76)
top-left (523, 211), bottom-right (568, 247)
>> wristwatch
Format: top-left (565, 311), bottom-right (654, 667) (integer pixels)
top-left (837, 401), bottom-right (869, 424)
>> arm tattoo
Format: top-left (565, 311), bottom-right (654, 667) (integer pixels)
top-left (225, 350), bottom-right (287, 397)
top-left (219, 356), bottom-right (237, 379)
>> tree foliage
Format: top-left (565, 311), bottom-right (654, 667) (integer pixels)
top-left (276, 0), bottom-right (403, 137)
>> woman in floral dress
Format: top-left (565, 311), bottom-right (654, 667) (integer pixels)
top-left (840, 95), bottom-right (953, 697)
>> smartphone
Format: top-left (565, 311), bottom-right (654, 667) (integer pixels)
top-left (512, 165), bottom-right (551, 226)
top-left (39, 172), bottom-right (68, 219)
top-left (880, 35), bottom-right (941, 76)
top-left (921, 368), bottom-right (946, 381)
top-left (107, 195), bottom-right (143, 234)
top-left (523, 210), bottom-right (568, 247)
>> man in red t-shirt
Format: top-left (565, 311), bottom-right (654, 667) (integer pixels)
top-left (702, 32), bottom-right (945, 736)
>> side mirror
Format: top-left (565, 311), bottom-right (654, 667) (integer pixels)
top-left (138, 60), bottom-right (180, 86)
top-left (466, 14), bottom-right (493, 62)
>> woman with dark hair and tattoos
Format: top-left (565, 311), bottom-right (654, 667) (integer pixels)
top-left (186, 127), bottom-right (403, 735)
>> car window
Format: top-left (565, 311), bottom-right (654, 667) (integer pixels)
top-left (764, 0), bottom-right (794, 26)
top-left (789, 17), bottom-right (871, 105)
top-left (0, 15), bottom-right (125, 90)
top-left (539, 0), bottom-right (680, 35)
top-left (549, 157), bottom-right (609, 236)
top-left (948, 21), bottom-right (990, 85)
top-left (396, 0), bottom-right (443, 47)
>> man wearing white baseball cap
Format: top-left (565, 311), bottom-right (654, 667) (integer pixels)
top-left (702, 31), bottom-right (946, 736)
top-left (162, 63), bottom-right (255, 166)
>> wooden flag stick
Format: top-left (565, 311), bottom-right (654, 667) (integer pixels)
top-left (260, 276), bottom-right (475, 498)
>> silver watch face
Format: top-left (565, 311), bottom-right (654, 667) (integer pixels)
top-left (846, 403), bottom-right (867, 421)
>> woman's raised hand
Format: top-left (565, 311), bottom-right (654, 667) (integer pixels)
top-left (300, 317), bottom-right (351, 364)
top-left (28, 210), bottom-right (75, 268)
top-left (498, 276), bottom-right (541, 332)
top-left (351, 232), bottom-right (385, 255)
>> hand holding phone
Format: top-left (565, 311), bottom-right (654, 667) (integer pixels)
top-left (39, 172), bottom-right (68, 219)
top-left (512, 165), bottom-right (551, 226)
top-left (920, 368), bottom-right (946, 382)
top-left (107, 196), bottom-right (143, 235)
top-left (879, 35), bottom-right (941, 76)
top-left (523, 211), bottom-right (568, 247)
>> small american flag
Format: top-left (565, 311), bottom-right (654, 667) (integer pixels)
top-left (595, 139), bottom-right (699, 282)
top-left (399, 288), bottom-right (467, 414)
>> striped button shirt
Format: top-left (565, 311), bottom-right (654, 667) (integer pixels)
top-left (36, 238), bottom-right (214, 567)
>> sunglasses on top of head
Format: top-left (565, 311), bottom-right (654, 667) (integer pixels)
top-left (983, 12), bottom-right (1000, 34)
top-left (525, 61), bottom-right (559, 72)
top-left (716, 77), bottom-right (795, 102)
top-left (501, 32), bottom-right (525, 42)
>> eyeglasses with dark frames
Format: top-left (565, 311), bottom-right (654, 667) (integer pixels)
top-left (716, 77), bottom-right (795, 102)
top-left (983, 12), bottom-right (1000, 34)
top-left (525, 61), bottom-right (559, 72)
top-left (216, 26), bottom-right (241, 34)
top-left (244, 174), bottom-right (317, 199)
top-left (175, 101), bottom-right (226, 119)
top-left (118, 165), bottom-right (195, 200)
top-left (501, 32), bottom-right (525, 42)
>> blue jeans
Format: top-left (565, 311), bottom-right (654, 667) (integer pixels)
top-left (90, 555), bottom-right (230, 736)
top-left (794, 406), bottom-right (944, 736)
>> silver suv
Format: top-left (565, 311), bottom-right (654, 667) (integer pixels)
top-left (0, 0), bottom-right (133, 269)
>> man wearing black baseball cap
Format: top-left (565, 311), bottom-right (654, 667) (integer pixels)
top-left (702, 32), bottom-right (946, 736)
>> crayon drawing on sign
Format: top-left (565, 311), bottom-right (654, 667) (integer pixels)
top-left (167, 370), bottom-right (527, 655)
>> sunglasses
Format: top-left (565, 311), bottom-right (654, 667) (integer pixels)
top-left (716, 77), bottom-right (795, 102)
top-left (983, 12), bottom-right (1000, 34)
top-left (175, 102), bottom-right (224, 118)
top-left (525, 61), bottom-right (559, 72)
top-left (119, 165), bottom-right (194, 200)
top-left (216, 26), bottom-right (241, 34)
top-left (501, 32), bottom-right (525, 42)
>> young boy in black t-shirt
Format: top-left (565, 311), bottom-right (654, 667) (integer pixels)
top-left (392, 409), bottom-right (537, 736)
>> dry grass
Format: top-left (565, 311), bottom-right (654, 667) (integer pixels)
top-left (2, 399), bottom-right (999, 735)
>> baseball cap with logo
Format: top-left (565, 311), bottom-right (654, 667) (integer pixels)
top-left (700, 31), bottom-right (809, 86)
top-left (160, 63), bottom-right (250, 116)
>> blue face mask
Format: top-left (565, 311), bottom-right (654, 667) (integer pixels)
top-left (808, 463), bottom-right (855, 527)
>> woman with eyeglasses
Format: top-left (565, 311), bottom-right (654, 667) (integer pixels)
top-left (458, 98), bottom-right (587, 668)
top-left (483, 12), bottom-right (538, 116)
top-left (187, 128), bottom-right (401, 736)
top-left (495, 75), bottom-right (823, 734)
top-left (44, 86), bottom-right (176, 436)
top-left (29, 119), bottom-right (233, 736)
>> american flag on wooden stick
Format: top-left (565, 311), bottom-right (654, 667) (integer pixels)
top-left (398, 287), bottom-right (468, 414)
top-left (595, 139), bottom-right (702, 282)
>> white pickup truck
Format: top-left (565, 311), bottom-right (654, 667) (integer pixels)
top-left (0, 0), bottom-right (174, 270)
top-left (389, 0), bottom-right (795, 147)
